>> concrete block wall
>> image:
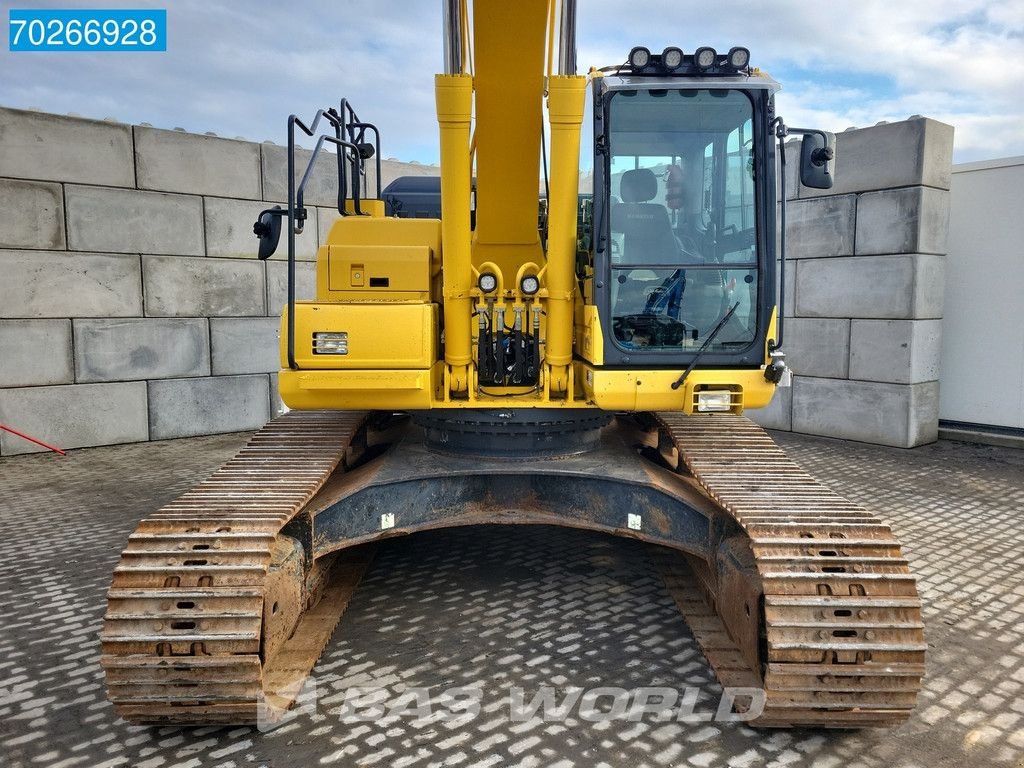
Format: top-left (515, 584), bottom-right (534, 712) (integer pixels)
top-left (0, 107), bottom-right (952, 453)
top-left (0, 106), bottom-right (438, 455)
top-left (749, 117), bottom-right (954, 448)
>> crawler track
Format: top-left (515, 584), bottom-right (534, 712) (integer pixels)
top-left (102, 409), bottom-right (923, 728)
top-left (101, 411), bottom-right (369, 724)
top-left (655, 413), bottom-right (926, 727)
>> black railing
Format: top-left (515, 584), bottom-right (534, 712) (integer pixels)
top-left (255, 100), bottom-right (382, 370)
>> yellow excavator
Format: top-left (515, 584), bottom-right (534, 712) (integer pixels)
top-left (101, 0), bottom-right (925, 728)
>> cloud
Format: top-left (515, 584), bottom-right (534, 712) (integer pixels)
top-left (577, 0), bottom-right (1024, 162)
top-left (1, 0), bottom-right (1021, 163)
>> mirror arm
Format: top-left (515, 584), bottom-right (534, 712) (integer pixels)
top-left (788, 127), bottom-right (834, 165)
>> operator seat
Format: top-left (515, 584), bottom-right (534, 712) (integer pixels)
top-left (611, 168), bottom-right (679, 265)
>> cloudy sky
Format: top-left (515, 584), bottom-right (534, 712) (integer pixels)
top-left (2, 0), bottom-right (1021, 165)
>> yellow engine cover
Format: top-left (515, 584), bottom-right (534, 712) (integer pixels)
top-left (315, 216), bottom-right (442, 304)
top-left (328, 245), bottom-right (431, 295)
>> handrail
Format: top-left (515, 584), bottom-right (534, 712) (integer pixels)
top-left (276, 100), bottom-right (382, 370)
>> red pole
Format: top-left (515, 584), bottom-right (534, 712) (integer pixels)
top-left (0, 424), bottom-right (66, 456)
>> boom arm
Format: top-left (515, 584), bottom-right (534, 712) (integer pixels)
top-left (436, 0), bottom-right (586, 394)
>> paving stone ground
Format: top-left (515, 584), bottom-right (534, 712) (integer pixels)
top-left (0, 427), bottom-right (1021, 768)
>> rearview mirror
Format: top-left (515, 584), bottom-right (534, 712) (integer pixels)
top-left (799, 132), bottom-right (835, 189)
top-left (254, 206), bottom-right (283, 260)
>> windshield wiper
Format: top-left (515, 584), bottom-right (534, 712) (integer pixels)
top-left (670, 302), bottom-right (740, 391)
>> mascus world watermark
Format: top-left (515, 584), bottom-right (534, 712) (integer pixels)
top-left (258, 679), bottom-right (766, 732)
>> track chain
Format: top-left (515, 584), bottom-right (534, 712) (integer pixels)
top-left (101, 410), bottom-right (369, 724)
top-left (656, 412), bottom-right (926, 727)
top-left (102, 408), bottom-right (924, 728)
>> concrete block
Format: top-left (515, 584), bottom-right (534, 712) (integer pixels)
top-left (747, 384), bottom-right (792, 431)
top-left (773, 258), bottom-right (797, 318)
top-left (66, 185), bottom-right (204, 256)
top-left (135, 126), bottom-right (262, 199)
top-left (205, 197), bottom-right (317, 260)
top-left (856, 186), bottom-right (950, 256)
top-left (795, 254), bottom-right (944, 320)
top-left (73, 318), bottom-right (210, 383)
top-left (800, 118), bottom-right (954, 197)
top-left (848, 319), bottom-right (942, 385)
top-left (0, 178), bottom-right (65, 249)
top-left (261, 144), bottom-right (340, 208)
top-left (0, 382), bottom-right (148, 455)
top-left (0, 107), bottom-right (134, 186)
top-left (792, 377), bottom-right (939, 447)
top-left (785, 195), bottom-right (855, 259)
top-left (148, 374), bottom-right (270, 439)
top-left (210, 317), bottom-right (280, 375)
top-left (0, 250), bottom-right (142, 318)
top-left (269, 372), bottom-right (287, 417)
top-left (0, 320), bottom-right (73, 387)
top-left (143, 256), bottom-right (266, 317)
top-left (913, 252), bottom-right (945, 320)
top-left (784, 318), bottom-right (849, 379)
top-left (266, 260), bottom-right (317, 315)
top-left (262, 149), bottom-right (437, 208)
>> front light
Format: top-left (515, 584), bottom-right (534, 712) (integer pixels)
top-left (478, 272), bottom-right (498, 293)
top-left (313, 332), bottom-right (348, 355)
top-left (696, 390), bottom-right (732, 412)
top-left (629, 46), bottom-right (651, 68)
top-left (694, 46), bottom-right (717, 70)
top-left (662, 46), bottom-right (683, 70)
top-left (520, 275), bottom-right (540, 296)
top-left (727, 46), bottom-right (750, 69)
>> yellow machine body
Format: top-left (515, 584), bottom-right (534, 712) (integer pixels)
top-left (277, 205), bottom-right (778, 413)
top-left (276, 0), bottom-right (779, 416)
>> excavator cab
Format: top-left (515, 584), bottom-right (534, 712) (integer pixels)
top-left (591, 54), bottom-right (775, 372)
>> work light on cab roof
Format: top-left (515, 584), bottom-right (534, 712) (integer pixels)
top-left (626, 44), bottom-right (751, 75)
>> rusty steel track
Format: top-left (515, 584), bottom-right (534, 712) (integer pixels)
top-left (102, 408), bottom-right (923, 729)
top-left (655, 412), bottom-right (926, 728)
top-left (101, 410), bottom-right (370, 724)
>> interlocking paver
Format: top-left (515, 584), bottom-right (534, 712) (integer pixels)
top-left (0, 430), bottom-right (1021, 768)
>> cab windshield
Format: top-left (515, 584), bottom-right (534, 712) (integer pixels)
top-left (607, 88), bottom-right (758, 353)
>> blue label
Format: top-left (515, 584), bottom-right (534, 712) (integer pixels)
top-left (9, 9), bottom-right (167, 52)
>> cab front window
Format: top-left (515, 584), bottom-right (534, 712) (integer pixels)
top-left (607, 88), bottom-right (758, 353)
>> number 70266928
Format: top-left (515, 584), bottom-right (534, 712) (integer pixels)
top-left (8, 9), bottom-right (166, 52)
